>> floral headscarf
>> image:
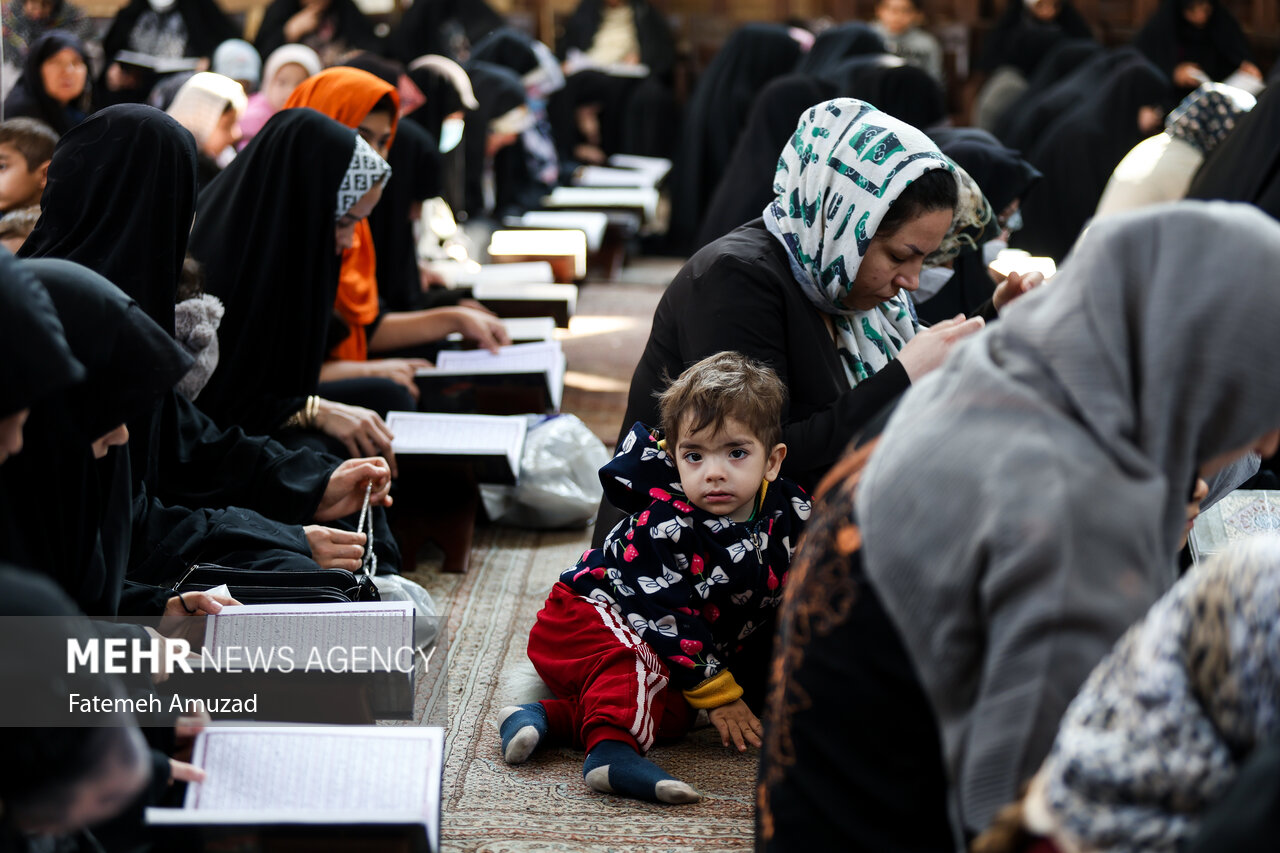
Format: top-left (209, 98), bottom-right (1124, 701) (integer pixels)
top-left (763, 98), bottom-right (993, 386)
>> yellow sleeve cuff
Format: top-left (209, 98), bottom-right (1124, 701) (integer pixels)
top-left (681, 670), bottom-right (743, 709)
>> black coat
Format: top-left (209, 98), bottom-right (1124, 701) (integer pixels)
top-left (1134, 0), bottom-right (1251, 94)
top-left (978, 0), bottom-right (1094, 75)
top-left (620, 219), bottom-right (910, 493)
top-left (693, 74), bottom-right (835, 252)
top-left (254, 0), bottom-right (381, 62)
top-left (667, 24), bottom-right (805, 250)
top-left (1014, 52), bottom-right (1170, 260)
top-left (192, 108), bottom-right (357, 435)
top-left (992, 37), bottom-right (1101, 143)
top-left (20, 105), bottom-right (340, 533)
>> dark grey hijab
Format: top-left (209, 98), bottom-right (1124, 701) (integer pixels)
top-left (857, 201), bottom-right (1280, 835)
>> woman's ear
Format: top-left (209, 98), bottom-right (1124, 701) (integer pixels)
top-left (764, 443), bottom-right (787, 482)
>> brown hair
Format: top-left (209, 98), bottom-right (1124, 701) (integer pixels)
top-left (0, 118), bottom-right (58, 172)
top-left (657, 351), bottom-right (787, 450)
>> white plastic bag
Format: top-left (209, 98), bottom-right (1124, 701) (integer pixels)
top-left (372, 574), bottom-right (440, 649)
top-left (481, 414), bottom-right (609, 529)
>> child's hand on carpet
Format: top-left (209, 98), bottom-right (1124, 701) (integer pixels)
top-left (709, 699), bottom-right (763, 752)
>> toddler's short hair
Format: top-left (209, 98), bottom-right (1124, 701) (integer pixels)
top-left (658, 351), bottom-right (787, 450)
top-left (0, 119), bottom-right (58, 171)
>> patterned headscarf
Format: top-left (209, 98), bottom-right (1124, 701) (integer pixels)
top-left (1165, 82), bottom-right (1255, 157)
top-left (763, 98), bottom-right (993, 386)
top-left (1029, 535), bottom-right (1280, 853)
top-left (336, 134), bottom-right (390, 221)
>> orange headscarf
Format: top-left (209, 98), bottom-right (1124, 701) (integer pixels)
top-left (285, 67), bottom-right (399, 361)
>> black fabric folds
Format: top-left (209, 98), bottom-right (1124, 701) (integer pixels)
top-left (922, 128), bottom-right (1041, 324)
top-left (254, 0), bottom-right (381, 61)
top-left (0, 259), bottom-right (191, 617)
top-left (21, 104), bottom-right (198, 336)
top-left (667, 23), bottom-right (806, 251)
top-left (822, 54), bottom-right (946, 130)
top-left (978, 0), bottom-right (1094, 75)
top-left (992, 37), bottom-right (1101, 143)
top-left (459, 60), bottom-right (527, 217)
top-left (1134, 0), bottom-right (1251, 88)
top-left (999, 46), bottom-right (1139, 153)
top-left (406, 59), bottom-right (466, 141)
top-left (390, 0), bottom-right (503, 62)
top-left (0, 248), bottom-right (84, 417)
top-left (794, 22), bottom-right (885, 75)
top-left (101, 0), bottom-right (236, 62)
top-left (693, 73), bottom-right (834, 252)
top-left (191, 107), bottom-right (357, 435)
top-left (1014, 52), bottom-right (1170, 261)
top-left (2, 29), bottom-right (91, 135)
top-left (1187, 83), bottom-right (1280, 220)
top-left (21, 103), bottom-right (339, 525)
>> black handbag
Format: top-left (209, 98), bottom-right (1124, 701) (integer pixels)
top-left (171, 483), bottom-right (383, 605)
top-left (171, 563), bottom-right (380, 605)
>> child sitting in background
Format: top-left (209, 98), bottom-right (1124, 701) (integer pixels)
top-left (498, 351), bottom-right (812, 803)
top-left (0, 117), bottom-right (56, 217)
top-left (872, 0), bottom-right (945, 84)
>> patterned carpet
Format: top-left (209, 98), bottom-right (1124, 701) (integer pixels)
top-left (398, 258), bottom-right (757, 852)
top-left (404, 526), bottom-right (756, 853)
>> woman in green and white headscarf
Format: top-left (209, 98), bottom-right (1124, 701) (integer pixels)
top-left (603, 99), bottom-right (1004, 533)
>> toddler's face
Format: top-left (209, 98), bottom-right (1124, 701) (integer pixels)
top-left (673, 415), bottom-right (785, 522)
top-left (0, 143), bottom-right (46, 213)
top-left (266, 62), bottom-right (310, 111)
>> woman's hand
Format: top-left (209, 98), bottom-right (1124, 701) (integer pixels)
top-left (708, 699), bottom-right (763, 752)
top-left (169, 759), bottom-right (206, 785)
top-left (450, 307), bottom-right (511, 353)
top-left (993, 270), bottom-right (1044, 313)
top-left (303, 525), bottom-right (367, 571)
top-left (158, 591), bottom-right (240, 647)
top-left (1173, 62), bottom-right (1207, 88)
top-left (1239, 60), bottom-right (1263, 80)
top-left (283, 4), bottom-right (323, 42)
top-left (364, 358), bottom-right (431, 402)
top-left (314, 457), bottom-right (393, 521)
top-left (313, 399), bottom-right (398, 477)
top-left (896, 315), bottom-right (985, 381)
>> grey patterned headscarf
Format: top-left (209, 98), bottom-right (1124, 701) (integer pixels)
top-left (762, 98), bottom-right (993, 386)
top-left (335, 134), bottom-right (391, 221)
top-left (858, 201), bottom-right (1280, 835)
top-left (1166, 83), bottom-right (1255, 157)
top-left (1029, 536), bottom-right (1280, 853)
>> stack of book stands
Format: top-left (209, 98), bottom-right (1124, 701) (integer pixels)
top-left (444, 261), bottom-right (578, 328)
top-left (146, 727), bottom-right (444, 853)
top-left (486, 228), bottom-right (587, 284)
top-left (386, 345), bottom-right (563, 571)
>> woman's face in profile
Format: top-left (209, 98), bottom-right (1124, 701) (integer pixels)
top-left (842, 206), bottom-right (953, 311)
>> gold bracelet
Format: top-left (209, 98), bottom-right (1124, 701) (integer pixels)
top-left (305, 395), bottom-right (321, 429)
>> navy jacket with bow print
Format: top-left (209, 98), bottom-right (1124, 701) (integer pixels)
top-left (559, 422), bottom-right (812, 705)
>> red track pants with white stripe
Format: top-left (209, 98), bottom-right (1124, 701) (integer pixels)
top-left (527, 582), bottom-right (695, 754)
